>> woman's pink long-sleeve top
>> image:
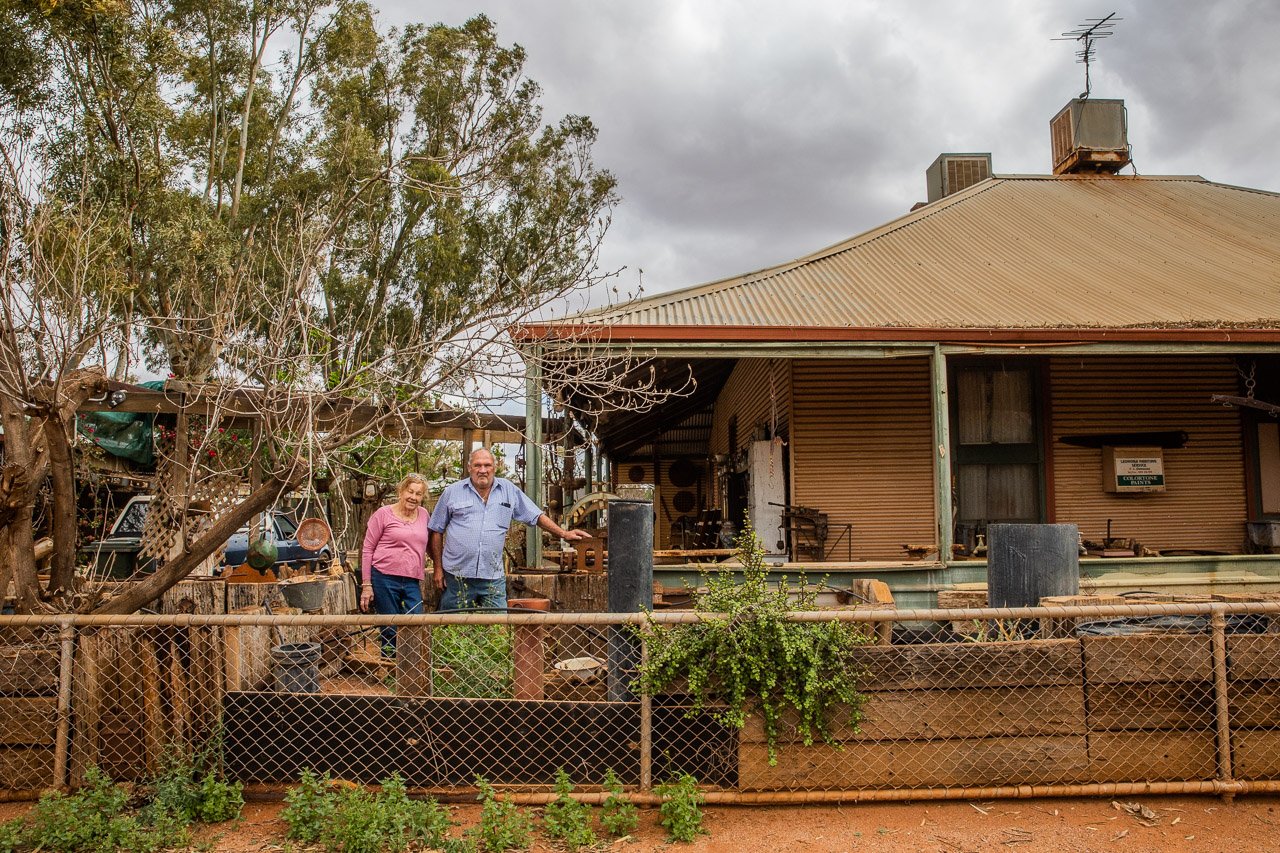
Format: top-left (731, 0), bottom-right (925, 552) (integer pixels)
top-left (361, 504), bottom-right (429, 583)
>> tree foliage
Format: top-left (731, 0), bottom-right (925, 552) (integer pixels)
top-left (0, 0), bottom-right (660, 612)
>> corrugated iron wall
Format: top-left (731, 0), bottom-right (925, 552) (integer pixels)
top-left (710, 358), bottom-right (792, 455)
top-left (791, 357), bottom-right (936, 561)
top-left (1049, 355), bottom-right (1246, 551)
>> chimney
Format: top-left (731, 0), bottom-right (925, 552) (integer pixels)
top-left (1050, 98), bottom-right (1130, 174)
top-left (925, 153), bottom-right (992, 203)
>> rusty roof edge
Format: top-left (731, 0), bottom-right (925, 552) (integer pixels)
top-left (521, 322), bottom-right (1280, 345)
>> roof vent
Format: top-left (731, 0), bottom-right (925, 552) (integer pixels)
top-left (926, 153), bottom-right (992, 203)
top-left (1050, 98), bottom-right (1130, 175)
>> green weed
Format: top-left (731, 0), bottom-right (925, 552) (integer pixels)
top-left (598, 768), bottom-right (638, 838)
top-left (468, 777), bottom-right (533, 852)
top-left (282, 771), bottom-right (450, 853)
top-left (540, 770), bottom-right (595, 849)
top-left (655, 774), bottom-right (707, 843)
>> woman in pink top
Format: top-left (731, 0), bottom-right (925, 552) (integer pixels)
top-left (360, 473), bottom-right (429, 657)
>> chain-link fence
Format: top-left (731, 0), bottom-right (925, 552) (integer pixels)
top-left (1, 601), bottom-right (1278, 803)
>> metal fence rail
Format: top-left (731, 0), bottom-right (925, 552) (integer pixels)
top-left (0, 602), bottom-right (1278, 803)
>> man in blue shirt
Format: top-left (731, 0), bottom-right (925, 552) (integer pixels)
top-left (428, 448), bottom-right (589, 610)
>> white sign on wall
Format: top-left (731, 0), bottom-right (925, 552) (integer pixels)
top-left (1103, 447), bottom-right (1166, 493)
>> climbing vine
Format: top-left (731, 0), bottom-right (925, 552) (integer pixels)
top-left (636, 524), bottom-right (871, 764)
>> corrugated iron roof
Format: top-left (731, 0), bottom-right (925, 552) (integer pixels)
top-left (553, 175), bottom-right (1280, 336)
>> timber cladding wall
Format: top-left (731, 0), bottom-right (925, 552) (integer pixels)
top-left (790, 358), bottom-right (935, 561)
top-left (710, 358), bottom-right (791, 456)
top-left (1049, 355), bottom-right (1246, 551)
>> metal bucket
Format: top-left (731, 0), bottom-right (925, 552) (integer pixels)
top-left (279, 578), bottom-right (327, 611)
top-left (271, 641), bottom-right (322, 693)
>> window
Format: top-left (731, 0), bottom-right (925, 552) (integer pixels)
top-left (951, 362), bottom-right (1044, 530)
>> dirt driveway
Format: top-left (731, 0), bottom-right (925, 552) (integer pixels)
top-left (181, 793), bottom-right (1279, 852)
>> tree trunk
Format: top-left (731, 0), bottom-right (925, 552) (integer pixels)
top-left (42, 416), bottom-right (78, 595)
top-left (91, 475), bottom-right (298, 615)
top-left (0, 403), bottom-right (41, 613)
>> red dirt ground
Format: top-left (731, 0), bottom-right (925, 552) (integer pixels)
top-left (6, 793), bottom-right (1278, 852)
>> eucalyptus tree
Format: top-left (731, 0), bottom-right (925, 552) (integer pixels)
top-left (0, 0), bottom-right (663, 613)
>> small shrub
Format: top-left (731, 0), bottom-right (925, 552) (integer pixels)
top-left (540, 770), bottom-right (595, 849)
top-left (0, 818), bottom-right (23, 853)
top-left (370, 776), bottom-right (451, 851)
top-left (468, 777), bottom-right (533, 852)
top-left (148, 747), bottom-right (243, 825)
top-left (17, 766), bottom-right (192, 853)
top-left (283, 771), bottom-right (450, 853)
top-left (282, 769), bottom-right (336, 843)
top-left (655, 774), bottom-right (706, 843)
top-left (598, 769), bottom-right (637, 838)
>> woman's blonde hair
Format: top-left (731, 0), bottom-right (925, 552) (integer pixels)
top-left (396, 472), bottom-right (429, 494)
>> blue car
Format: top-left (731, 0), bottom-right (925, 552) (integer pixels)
top-left (221, 511), bottom-right (332, 569)
top-left (83, 496), bottom-right (331, 578)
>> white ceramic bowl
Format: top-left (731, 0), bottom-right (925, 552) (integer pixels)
top-left (553, 656), bottom-right (604, 682)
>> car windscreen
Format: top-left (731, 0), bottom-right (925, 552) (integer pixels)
top-left (112, 500), bottom-right (149, 536)
top-left (274, 514), bottom-right (298, 539)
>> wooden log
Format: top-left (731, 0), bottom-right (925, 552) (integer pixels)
top-left (138, 635), bottom-right (165, 771)
top-left (1227, 634), bottom-right (1280, 681)
top-left (0, 649), bottom-right (59, 695)
top-left (740, 735), bottom-right (1091, 791)
top-left (223, 607), bottom-right (274, 692)
top-left (0, 698), bottom-right (57, 745)
top-left (1037, 595), bottom-right (1128, 639)
top-left (742, 685), bottom-right (1088, 743)
top-left (70, 631), bottom-right (99, 786)
top-left (158, 578), bottom-right (226, 615)
top-left (1082, 731), bottom-right (1217, 783)
top-left (1228, 680), bottom-right (1280, 728)
top-left (396, 626), bottom-right (432, 697)
top-left (1082, 635), bottom-right (1211, 684)
top-left (0, 748), bottom-right (55, 790)
top-left (1232, 729), bottom-right (1280, 780)
top-left (227, 582), bottom-right (284, 612)
top-left (1085, 681), bottom-right (1215, 731)
top-left (167, 633), bottom-right (188, 750)
top-left (850, 639), bottom-right (1082, 691)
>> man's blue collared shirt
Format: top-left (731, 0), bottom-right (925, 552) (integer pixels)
top-left (428, 477), bottom-right (542, 579)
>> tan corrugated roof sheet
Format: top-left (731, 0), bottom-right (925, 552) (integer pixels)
top-left (562, 175), bottom-right (1280, 333)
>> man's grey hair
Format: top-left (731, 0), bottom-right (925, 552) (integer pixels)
top-left (469, 447), bottom-right (496, 464)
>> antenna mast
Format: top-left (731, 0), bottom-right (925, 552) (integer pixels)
top-left (1054, 12), bottom-right (1121, 98)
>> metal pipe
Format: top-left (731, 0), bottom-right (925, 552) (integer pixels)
top-left (1210, 608), bottom-right (1234, 801)
top-left (638, 629), bottom-right (652, 793)
top-left (53, 619), bottom-right (75, 791)
top-left (3, 599), bottom-right (1276, 628)
top-left (236, 778), bottom-right (1256, 807)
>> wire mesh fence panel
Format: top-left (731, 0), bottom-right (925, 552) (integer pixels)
top-left (1228, 629), bottom-right (1280, 781)
top-left (0, 604), bottom-right (1276, 799)
top-left (0, 626), bottom-right (60, 791)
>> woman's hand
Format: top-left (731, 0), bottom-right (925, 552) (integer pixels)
top-left (359, 587), bottom-right (374, 613)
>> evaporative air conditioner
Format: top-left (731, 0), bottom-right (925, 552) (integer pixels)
top-left (1050, 98), bottom-right (1130, 175)
top-left (926, 153), bottom-right (992, 203)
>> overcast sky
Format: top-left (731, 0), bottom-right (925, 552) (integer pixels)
top-left (382, 0), bottom-right (1280, 309)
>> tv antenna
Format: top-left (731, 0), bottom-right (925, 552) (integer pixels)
top-left (1054, 12), bottom-right (1121, 99)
